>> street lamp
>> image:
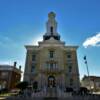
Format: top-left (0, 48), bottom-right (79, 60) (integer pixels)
top-left (84, 56), bottom-right (91, 92)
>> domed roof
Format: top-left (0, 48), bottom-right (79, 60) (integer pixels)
top-left (48, 12), bottom-right (56, 18)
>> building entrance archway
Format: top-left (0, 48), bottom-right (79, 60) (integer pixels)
top-left (48, 75), bottom-right (56, 88)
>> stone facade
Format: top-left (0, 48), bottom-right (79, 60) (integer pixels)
top-left (24, 12), bottom-right (80, 92)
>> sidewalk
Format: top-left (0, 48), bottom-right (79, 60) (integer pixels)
top-left (0, 96), bottom-right (7, 100)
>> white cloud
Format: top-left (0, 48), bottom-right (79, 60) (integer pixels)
top-left (83, 32), bottom-right (100, 48)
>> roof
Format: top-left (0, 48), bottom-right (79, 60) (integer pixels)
top-left (0, 65), bottom-right (22, 74)
top-left (82, 75), bottom-right (100, 81)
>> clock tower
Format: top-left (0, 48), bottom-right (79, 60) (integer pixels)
top-left (24, 12), bottom-right (80, 97)
top-left (43, 12), bottom-right (60, 40)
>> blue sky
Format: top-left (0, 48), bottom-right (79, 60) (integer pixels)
top-left (0, 0), bottom-right (100, 80)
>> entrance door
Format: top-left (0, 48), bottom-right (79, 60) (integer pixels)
top-left (48, 75), bottom-right (56, 88)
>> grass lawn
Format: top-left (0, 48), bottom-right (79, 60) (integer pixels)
top-left (0, 93), bottom-right (11, 97)
top-left (0, 92), bottom-right (18, 97)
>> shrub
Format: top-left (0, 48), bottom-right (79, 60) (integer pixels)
top-left (16, 81), bottom-right (28, 91)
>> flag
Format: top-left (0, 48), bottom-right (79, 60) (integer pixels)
top-left (84, 56), bottom-right (86, 60)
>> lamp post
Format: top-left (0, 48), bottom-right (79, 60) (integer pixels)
top-left (84, 56), bottom-right (91, 93)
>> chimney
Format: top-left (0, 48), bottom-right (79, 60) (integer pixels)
top-left (19, 65), bottom-right (21, 70)
top-left (14, 61), bottom-right (17, 67)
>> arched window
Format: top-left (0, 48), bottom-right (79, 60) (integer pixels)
top-left (50, 26), bottom-right (53, 35)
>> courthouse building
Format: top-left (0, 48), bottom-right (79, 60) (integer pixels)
top-left (24, 12), bottom-right (80, 91)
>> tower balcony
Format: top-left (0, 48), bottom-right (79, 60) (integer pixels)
top-left (46, 57), bottom-right (58, 62)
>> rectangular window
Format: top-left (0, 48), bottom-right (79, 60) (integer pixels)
top-left (32, 54), bottom-right (36, 61)
top-left (69, 66), bottom-right (72, 73)
top-left (1, 72), bottom-right (8, 78)
top-left (70, 78), bottom-right (73, 86)
top-left (66, 51), bottom-right (72, 59)
top-left (67, 54), bottom-right (71, 58)
top-left (50, 63), bottom-right (53, 69)
top-left (55, 63), bottom-right (57, 68)
top-left (46, 63), bottom-right (49, 68)
top-left (31, 65), bottom-right (35, 72)
top-left (49, 51), bottom-right (54, 58)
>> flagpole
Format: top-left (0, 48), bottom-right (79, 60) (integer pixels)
top-left (84, 56), bottom-right (91, 93)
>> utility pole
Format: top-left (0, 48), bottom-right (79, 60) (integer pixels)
top-left (84, 56), bottom-right (92, 93)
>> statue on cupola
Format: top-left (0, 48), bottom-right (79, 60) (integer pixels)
top-left (43, 12), bottom-right (60, 40)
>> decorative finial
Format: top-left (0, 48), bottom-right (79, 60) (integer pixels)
top-left (14, 61), bottom-right (17, 67)
top-left (48, 12), bottom-right (56, 19)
